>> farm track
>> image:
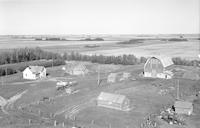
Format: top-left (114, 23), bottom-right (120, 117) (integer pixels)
top-left (55, 90), bottom-right (98, 117)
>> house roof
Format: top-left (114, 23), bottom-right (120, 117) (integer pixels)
top-left (146, 56), bottom-right (174, 68)
top-left (28, 66), bottom-right (45, 74)
top-left (97, 92), bottom-right (127, 104)
top-left (174, 101), bottom-right (193, 109)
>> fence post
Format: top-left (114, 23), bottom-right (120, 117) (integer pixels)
top-left (28, 119), bottom-right (31, 125)
top-left (54, 120), bottom-right (57, 127)
top-left (38, 109), bottom-right (41, 115)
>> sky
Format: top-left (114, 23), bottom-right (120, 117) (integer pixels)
top-left (0, 0), bottom-right (199, 35)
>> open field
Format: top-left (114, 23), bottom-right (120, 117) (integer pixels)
top-left (0, 35), bottom-right (199, 60)
top-left (0, 61), bottom-right (200, 128)
top-left (81, 40), bottom-right (199, 60)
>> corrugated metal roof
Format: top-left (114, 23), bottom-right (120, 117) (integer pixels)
top-left (97, 92), bottom-right (126, 104)
top-left (146, 56), bottom-right (174, 68)
top-left (174, 101), bottom-right (193, 109)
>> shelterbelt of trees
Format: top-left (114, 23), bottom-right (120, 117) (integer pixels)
top-left (0, 47), bottom-right (199, 76)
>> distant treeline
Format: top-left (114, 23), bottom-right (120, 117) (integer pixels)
top-left (0, 47), bottom-right (62, 65)
top-left (63, 52), bottom-right (200, 66)
top-left (0, 60), bottom-right (65, 76)
top-left (117, 39), bottom-right (144, 45)
top-left (117, 37), bottom-right (188, 45)
top-left (0, 47), bottom-right (199, 76)
top-left (167, 38), bottom-right (188, 42)
top-left (172, 57), bottom-right (200, 67)
top-left (80, 38), bottom-right (104, 41)
top-left (35, 37), bottom-right (104, 41)
top-left (63, 52), bottom-right (147, 65)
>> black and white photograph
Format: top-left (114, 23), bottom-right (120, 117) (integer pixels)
top-left (0, 0), bottom-right (200, 128)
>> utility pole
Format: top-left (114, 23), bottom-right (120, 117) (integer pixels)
top-left (97, 65), bottom-right (100, 86)
top-left (176, 79), bottom-right (180, 100)
top-left (52, 55), bottom-right (54, 68)
top-left (1, 76), bottom-right (3, 86)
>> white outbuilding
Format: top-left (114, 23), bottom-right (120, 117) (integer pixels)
top-left (23, 66), bottom-right (46, 80)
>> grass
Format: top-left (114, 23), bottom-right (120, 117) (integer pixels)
top-left (0, 62), bottom-right (199, 128)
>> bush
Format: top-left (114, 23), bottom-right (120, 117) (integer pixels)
top-left (0, 47), bottom-right (62, 65)
top-left (172, 57), bottom-right (200, 66)
top-left (80, 38), bottom-right (104, 41)
top-left (117, 39), bottom-right (144, 44)
top-left (168, 38), bottom-right (188, 42)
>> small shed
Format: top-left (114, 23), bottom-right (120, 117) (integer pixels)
top-left (107, 73), bottom-right (118, 83)
top-left (23, 66), bottom-right (46, 80)
top-left (97, 92), bottom-right (130, 111)
top-left (182, 71), bottom-right (200, 80)
top-left (174, 101), bottom-right (193, 115)
top-left (144, 56), bottom-right (173, 79)
top-left (65, 63), bottom-right (88, 76)
top-left (120, 72), bottom-right (131, 81)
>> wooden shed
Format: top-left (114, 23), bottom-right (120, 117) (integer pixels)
top-left (174, 101), bottom-right (193, 115)
top-left (97, 92), bottom-right (130, 111)
top-left (64, 63), bottom-right (88, 76)
top-left (144, 56), bottom-right (173, 79)
top-left (107, 73), bottom-right (118, 83)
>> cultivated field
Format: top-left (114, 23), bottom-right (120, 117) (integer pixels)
top-left (0, 35), bottom-right (199, 60)
top-left (81, 40), bottom-right (199, 60)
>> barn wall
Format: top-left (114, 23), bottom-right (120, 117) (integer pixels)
top-left (144, 58), bottom-right (164, 74)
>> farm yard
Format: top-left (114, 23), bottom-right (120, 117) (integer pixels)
top-left (0, 0), bottom-right (200, 126)
top-left (0, 60), bottom-right (200, 128)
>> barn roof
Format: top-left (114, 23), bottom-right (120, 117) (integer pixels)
top-left (97, 92), bottom-right (126, 104)
top-left (28, 66), bottom-right (45, 74)
top-left (147, 56), bottom-right (174, 68)
top-left (174, 101), bottom-right (193, 109)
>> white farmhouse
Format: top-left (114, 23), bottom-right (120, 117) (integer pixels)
top-left (23, 66), bottom-right (46, 80)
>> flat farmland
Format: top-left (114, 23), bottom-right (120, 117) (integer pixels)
top-left (0, 36), bottom-right (199, 60)
top-left (81, 40), bottom-right (200, 60)
top-left (0, 39), bottom-right (118, 50)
